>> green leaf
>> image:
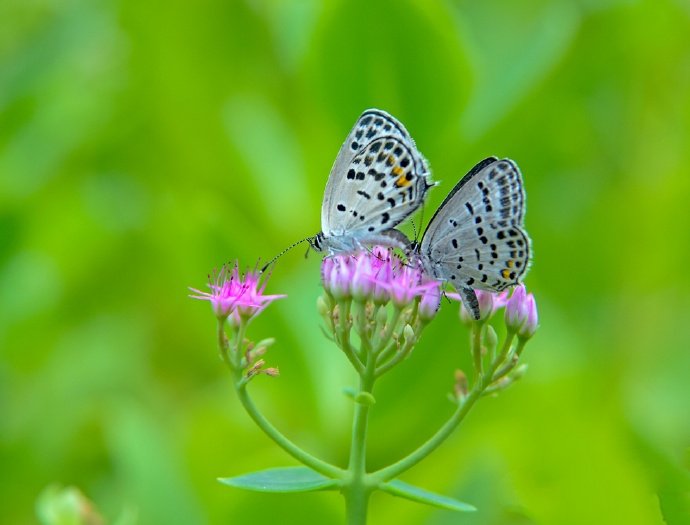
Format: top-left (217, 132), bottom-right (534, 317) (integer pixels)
top-left (380, 479), bottom-right (476, 512)
top-left (218, 467), bottom-right (338, 493)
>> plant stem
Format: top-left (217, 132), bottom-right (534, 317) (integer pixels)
top-left (234, 381), bottom-right (342, 478)
top-left (344, 348), bottom-right (377, 524)
top-left (374, 307), bottom-right (402, 354)
top-left (472, 321), bottom-right (483, 378)
top-left (370, 378), bottom-right (484, 482)
top-left (371, 331), bottom-right (507, 482)
top-left (218, 319), bottom-right (343, 479)
top-left (338, 301), bottom-right (365, 373)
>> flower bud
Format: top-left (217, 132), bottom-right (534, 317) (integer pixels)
top-left (317, 296), bottom-right (331, 317)
top-left (477, 291), bottom-right (494, 320)
top-left (517, 293), bottom-right (538, 339)
top-left (321, 257), bottom-right (335, 295)
top-left (458, 300), bottom-right (475, 326)
top-left (376, 304), bottom-right (389, 326)
top-left (327, 257), bottom-right (353, 300)
top-left (403, 323), bottom-right (415, 342)
top-left (351, 255), bottom-right (375, 301)
top-left (454, 369), bottom-right (468, 399)
top-left (505, 284), bottom-right (527, 331)
top-left (372, 260), bottom-right (393, 305)
top-left (418, 284), bottom-right (441, 322)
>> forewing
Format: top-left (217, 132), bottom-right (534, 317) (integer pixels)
top-left (321, 109), bottom-right (429, 232)
top-left (325, 136), bottom-right (431, 240)
top-left (420, 158), bottom-right (530, 291)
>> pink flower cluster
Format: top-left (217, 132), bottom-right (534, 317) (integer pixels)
top-left (446, 285), bottom-right (538, 338)
top-left (190, 263), bottom-right (285, 323)
top-left (321, 247), bottom-right (441, 321)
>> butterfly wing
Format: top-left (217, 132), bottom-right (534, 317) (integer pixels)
top-left (321, 109), bottom-right (431, 237)
top-left (419, 157), bottom-right (530, 292)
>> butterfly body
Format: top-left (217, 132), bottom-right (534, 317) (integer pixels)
top-left (310, 109), bottom-right (433, 255)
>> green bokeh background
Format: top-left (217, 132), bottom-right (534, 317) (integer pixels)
top-left (2, 0), bottom-right (689, 523)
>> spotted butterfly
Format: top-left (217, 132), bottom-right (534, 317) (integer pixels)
top-left (413, 157), bottom-right (531, 319)
top-left (308, 109), bottom-right (434, 254)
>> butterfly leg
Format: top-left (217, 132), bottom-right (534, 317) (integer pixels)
top-left (459, 287), bottom-right (480, 320)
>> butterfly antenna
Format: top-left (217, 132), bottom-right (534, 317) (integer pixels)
top-left (260, 238), bottom-right (309, 273)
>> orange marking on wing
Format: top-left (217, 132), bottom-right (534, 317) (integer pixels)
top-left (395, 175), bottom-right (411, 187)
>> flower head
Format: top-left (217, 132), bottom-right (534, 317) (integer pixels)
top-left (190, 262), bottom-right (285, 322)
top-left (320, 248), bottom-right (440, 311)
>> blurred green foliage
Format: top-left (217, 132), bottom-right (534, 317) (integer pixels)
top-left (2, 0), bottom-right (689, 523)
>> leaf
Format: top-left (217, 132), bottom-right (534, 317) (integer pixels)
top-left (380, 479), bottom-right (476, 512)
top-left (218, 467), bottom-right (338, 493)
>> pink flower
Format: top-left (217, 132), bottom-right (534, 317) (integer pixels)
top-left (351, 254), bottom-right (376, 301)
top-left (504, 284), bottom-right (539, 339)
top-left (190, 263), bottom-right (285, 321)
top-left (418, 283), bottom-right (442, 321)
top-left (385, 265), bottom-right (434, 309)
top-left (322, 255), bottom-right (354, 300)
top-left (518, 293), bottom-right (538, 339)
top-left (320, 247), bottom-right (439, 311)
top-left (505, 284), bottom-right (527, 329)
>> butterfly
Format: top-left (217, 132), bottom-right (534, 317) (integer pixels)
top-left (412, 157), bottom-right (531, 319)
top-left (308, 109), bottom-right (434, 254)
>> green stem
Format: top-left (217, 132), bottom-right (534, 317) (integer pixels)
top-left (234, 382), bottom-right (342, 478)
top-left (338, 300), bottom-right (364, 373)
top-left (491, 331), bottom-right (517, 381)
top-left (218, 319), bottom-right (231, 366)
top-left (344, 348), bottom-right (377, 524)
top-left (375, 333), bottom-right (416, 378)
top-left (371, 377), bottom-right (485, 482)
top-left (515, 338), bottom-right (528, 358)
top-left (355, 301), bottom-right (370, 340)
top-left (371, 333), bottom-right (509, 482)
top-left (218, 319), bottom-right (343, 479)
top-left (345, 488), bottom-right (372, 525)
top-left (472, 321), bottom-right (483, 378)
top-left (374, 307), bottom-right (402, 353)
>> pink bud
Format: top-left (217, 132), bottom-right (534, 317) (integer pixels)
top-left (418, 283), bottom-right (441, 322)
top-left (476, 290), bottom-right (494, 320)
top-left (351, 254), bottom-right (375, 301)
top-left (321, 257), bottom-right (335, 294)
top-left (505, 284), bottom-right (527, 330)
top-left (371, 260), bottom-right (392, 304)
top-left (329, 257), bottom-right (352, 300)
top-left (518, 293), bottom-right (538, 339)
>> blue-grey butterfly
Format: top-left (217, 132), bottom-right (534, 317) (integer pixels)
top-left (412, 157), bottom-right (531, 319)
top-left (308, 109), bottom-right (434, 254)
